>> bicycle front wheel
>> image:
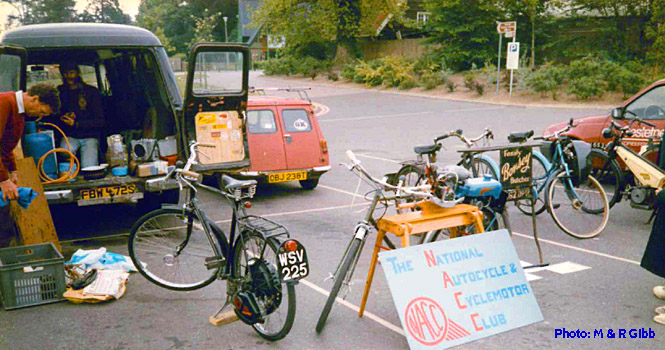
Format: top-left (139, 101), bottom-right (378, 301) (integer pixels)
top-left (546, 171), bottom-right (609, 239)
top-left (587, 148), bottom-right (623, 208)
top-left (316, 237), bottom-right (362, 333)
top-left (515, 153), bottom-right (549, 216)
top-left (128, 208), bottom-right (223, 291)
top-left (233, 231), bottom-right (296, 341)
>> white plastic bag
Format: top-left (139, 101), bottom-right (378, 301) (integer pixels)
top-left (66, 248), bottom-right (137, 272)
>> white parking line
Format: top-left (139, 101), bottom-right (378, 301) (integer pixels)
top-left (355, 153), bottom-right (402, 164)
top-left (300, 279), bottom-right (405, 335)
top-left (319, 107), bottom-right (506, 123)
top-left (319, 184), bottom-right (367, 199)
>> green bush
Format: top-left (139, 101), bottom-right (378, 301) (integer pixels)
top-left (445, 81), bottom-right (457, 92)
top-left (354, 60), bottom-right (382, 86)
top-left (616, 68), bottom-right (644, 97)
top-left (463, 71), bottom-right (478, 91)
top-left (341, 64), bottom-right (356, 80)
top-left (376, 56), bottom-right (415, 88)
top-left (419, 70), bottom-right (443, 90)
top-left (600, 61), bottom-right (623, 91)
top-left (525, 65), bottom-right (566, 99)
top-left (567, 76), bottom-right (606, 100)
top-left (567, 57), bottom-right (602, 80)
top-left (399, 75), bottom-right (417, 90)
top-left (327, 71), bottom-right (339, 81)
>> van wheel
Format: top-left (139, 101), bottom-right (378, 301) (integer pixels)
top-left (299, 179), bottom-right (319, 190)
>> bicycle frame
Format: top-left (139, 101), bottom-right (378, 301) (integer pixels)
top-left (532, 139), bottom-right (583, 203)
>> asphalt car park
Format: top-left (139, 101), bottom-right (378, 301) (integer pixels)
top-left (1, 75), bottom-right (663, 350)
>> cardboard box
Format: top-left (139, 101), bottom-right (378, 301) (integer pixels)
top-left (195, 111), bottom-right (245, 165)
top-left (137, 160), bottom-right (168, 178)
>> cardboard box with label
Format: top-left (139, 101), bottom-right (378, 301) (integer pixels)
top-left (195, 111), bottom-right (245, 165)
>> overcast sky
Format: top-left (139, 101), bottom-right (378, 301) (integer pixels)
top-left (0, 0), bottom-right (141, 30)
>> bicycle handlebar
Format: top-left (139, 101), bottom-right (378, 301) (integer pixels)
top-left (434, 128), bottom-right (493, 148)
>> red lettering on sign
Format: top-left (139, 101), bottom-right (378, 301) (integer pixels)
top-left (404, 297), bottom-right (448, 346)
top-left (442, 271), bottom-right (455, 289)
top-left (424, 249), bottom-right (436, 267)
top-left (471, 313), bottom-right (484, 331)
top-left (454, 292), bottom-right (467, 310)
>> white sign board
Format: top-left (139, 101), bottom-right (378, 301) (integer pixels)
top-left (496, 21), bottom-right (516, 35)
top-left (507, 42), bottom-right (520, 70)
top-left (378, 230), bottom-right (543, 350)
top-left (267, 35), bottom-right (285, 49)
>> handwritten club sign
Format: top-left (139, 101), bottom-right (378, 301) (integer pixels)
top-left (500, 146), bottom-right (532, 201)
top-left (379, 230), bottom-right (543, 350)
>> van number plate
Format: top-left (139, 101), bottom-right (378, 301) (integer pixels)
top-left (277, 239), bottom-right (309, 281)
top-left (79, 184), bottom-right (138, 200)
top-left (268, 171), bottom-right (307, 183)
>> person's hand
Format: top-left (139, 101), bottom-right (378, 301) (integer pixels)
top-left (9, 171), bottom-right (18, 184)
top-left (60, 112), bottom-right (76, 126)
top-left (0, 179), bottom-right (18, 202)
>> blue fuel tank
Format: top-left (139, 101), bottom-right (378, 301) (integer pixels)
top-left (457, 175), bottom-right (502, 200)
top-left (23, 122), bottom-right (57, 179)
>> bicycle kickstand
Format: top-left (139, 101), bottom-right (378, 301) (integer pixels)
top-left (209, 296), bottom-right (238, 326)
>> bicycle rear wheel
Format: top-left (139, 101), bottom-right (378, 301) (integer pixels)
top-left (587, 148), bottom-right (623, 208)
top-left (468, 156), bottom-right (498, 180)
top-left (233, 231), bottom-right (296, 341)
top-left (128, 208), bottom-right (224, 291)
top-left (546, 171), bottom-right (609, 239)
top-left (316, 237), bottom-right (362, 333)
top-left (395, 164), bottom-right (425, 187)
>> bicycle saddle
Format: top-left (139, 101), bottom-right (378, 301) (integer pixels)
top-left (221, 175), bottom-right (257, 190)
top-left (439, 165), bottom-right (471, 182)
top-left (508, 130), bottom-right (534, 143)
top-left (413, 144), bottom-right (439, 155)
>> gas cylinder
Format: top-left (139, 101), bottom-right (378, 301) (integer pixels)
top-left (23, 121), bottom-right (58, 179)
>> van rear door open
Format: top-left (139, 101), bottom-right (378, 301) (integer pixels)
top-left (0, 45), bottom-right (26, 92)
top-left (183, 43), bottom-right (251, 172)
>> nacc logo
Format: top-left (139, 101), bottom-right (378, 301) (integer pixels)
top-left (404, 297), bottom-right (471, 346)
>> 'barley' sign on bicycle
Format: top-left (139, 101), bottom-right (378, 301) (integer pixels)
top-left (500, 146), bottom-right (533, 201)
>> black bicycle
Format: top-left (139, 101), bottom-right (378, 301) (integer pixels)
top-left (128, 142), bottom-right (308, 341)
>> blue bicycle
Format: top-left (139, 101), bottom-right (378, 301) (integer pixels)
top-left (514, 120), bottom-right (610, 238)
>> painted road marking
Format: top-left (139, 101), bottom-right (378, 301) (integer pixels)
top-left (520, 260), bottom-right (591, 282)
top-left (355, 153), bottom-right (402, 164)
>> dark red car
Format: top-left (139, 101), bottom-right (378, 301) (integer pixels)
top-left (544, 79), bottom-right (665, 163)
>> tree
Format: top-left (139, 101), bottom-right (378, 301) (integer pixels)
top-left (501, 0), bottom-right (551, 68)
top-left (423, 0), bottom-right (502, 71)
top-left (78, 0), bottom-right (131, 24)
top-left (32, 0), bottom-right (77, 23)
top-left (647, 0), bottom-right (665, 74)
top-left (251, 0), bottom-right (405, 60)
top-left (3, 0), bottom-right (36, 26)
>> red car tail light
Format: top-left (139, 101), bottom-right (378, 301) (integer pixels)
top-left (320, 139), bottom-right (328, 153)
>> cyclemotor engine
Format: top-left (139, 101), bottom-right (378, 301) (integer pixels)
top-left (234, 258), bottom-right (283, 325)
top-left (629, 186), bottom-right (656, 209)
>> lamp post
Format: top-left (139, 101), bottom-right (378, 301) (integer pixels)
top-left (223, 16), bottom-right (228, 42)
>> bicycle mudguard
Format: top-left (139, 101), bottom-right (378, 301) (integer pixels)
top-left (570, 140), bottom-right (593, 187)
top-left (532, 150), bottom-right (552, 172)
top-left (474, 153), bottom-right (501, 179)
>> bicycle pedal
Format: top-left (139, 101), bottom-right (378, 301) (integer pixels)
top-left (205, 256), bottom-right (226, 270)
top-left (552, 203), bottom-right (561, 209)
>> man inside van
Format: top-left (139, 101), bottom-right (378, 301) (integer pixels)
top-left (0, 84), bottom-right (60, 246)
top-left (57, 62), bottom-right (105, 169)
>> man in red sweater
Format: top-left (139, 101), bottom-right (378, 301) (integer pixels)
top-left (0, 84), bottom-right (60, 201)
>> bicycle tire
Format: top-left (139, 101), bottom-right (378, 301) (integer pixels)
top-left (316, 237), bottom-right (362, 333)
top-left (395, 164), bottom-right (425, 187)
top-left (233, 231), bottom-right (296, 341)
top-left (128, 208), bottom-right (225, 291)
top-left (515, 153), bottom-right (549, 216)
top-left (587, 148), bottom-right (623, 208)
top-left (468, 156), bottom-right (498, 180)
top-left (546, 171), bottom-right (609, 239)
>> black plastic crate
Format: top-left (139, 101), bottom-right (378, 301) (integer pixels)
top-left (0, 243), bottom-right (66, 310)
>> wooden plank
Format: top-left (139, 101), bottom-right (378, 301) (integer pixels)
top-left (13, 140), bottom-right (23, 160)
top-left (209, 310), bottom-right (238, 326)
top-left (8, 157), bottom-right (60, 251)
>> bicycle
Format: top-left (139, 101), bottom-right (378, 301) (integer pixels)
top-left (128, 141), bottom-right (307, 341)
top-left (315, 150), bottom-right (441, 333)
top-left (518, 119), bottom-right (610, 238)
top-left (586, 109), bottom-right (664, 211)
top-left (396, 128), bottom-right (499, 187)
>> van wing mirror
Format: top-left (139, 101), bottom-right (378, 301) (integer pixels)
top-left (611, 107), bottom-right (625, 120)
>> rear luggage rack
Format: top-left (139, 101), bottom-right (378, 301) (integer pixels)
top-left (239, 215), bottom-right (290, 240)
top-left (249, 87), bottom-right (312, 103)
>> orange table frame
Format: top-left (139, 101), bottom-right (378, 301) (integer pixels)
top-left (358, 202), bottom-right (485, 317)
